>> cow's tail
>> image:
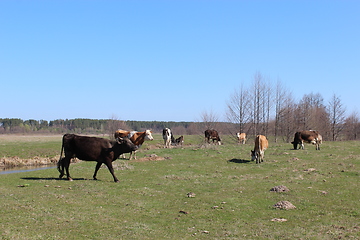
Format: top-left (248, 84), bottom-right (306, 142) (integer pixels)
top-left (257, 135), bottom-right (261, 150)
top-left (57, 142), bottom-right (64, 174)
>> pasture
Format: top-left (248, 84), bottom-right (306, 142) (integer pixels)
top-left (0, 134), bottom-right (359, 239)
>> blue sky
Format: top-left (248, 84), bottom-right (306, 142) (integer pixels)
top-left (1, 0), bottom-right (359, 122)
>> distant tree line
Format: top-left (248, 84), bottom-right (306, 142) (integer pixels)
top-left (0, 118), bottom-right (207, 136)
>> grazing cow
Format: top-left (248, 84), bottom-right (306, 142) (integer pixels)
top-left (175, 135), bottom-right (184, 146)
top-left (114, 129), bottom-right (154, 159)
top-left (251, 135), bottom-right (268, 164)
top-left (57, 134), bottom-right (138, 182)
top-left (237, 132), bottom-right (247, 144)
top-left (205, 129), bottom-right (221, 145)
top-left (291, 130), bottom-right (322, 150)
top-left (162, 128), bottom-right (175, 148)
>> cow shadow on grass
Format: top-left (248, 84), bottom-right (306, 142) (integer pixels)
top-left (21, 177), bottom-right (86, 181)
top-left (228, 158), bottom-right (251, 164)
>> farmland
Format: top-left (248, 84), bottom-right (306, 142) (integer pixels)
top-left (0, 134), bottom-right (359, 239)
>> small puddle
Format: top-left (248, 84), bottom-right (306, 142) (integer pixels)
top-left (0, 165), bottom-right (57, 175)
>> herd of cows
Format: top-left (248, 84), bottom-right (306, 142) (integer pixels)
top-left (57, 128), bottom-right (323, 182)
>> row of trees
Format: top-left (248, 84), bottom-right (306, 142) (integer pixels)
top-left (0, 118), bottom-right (200, 136)
top-left (224, 72), bottom-right (359, 141)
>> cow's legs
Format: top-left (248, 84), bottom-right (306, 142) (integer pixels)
top-left (93, 162), bottom-right (103, 180)
top-left (63, 157), bottom-right (73, 181)
top-left (58, 157), bottom-right (65, 178)
top-left (256, 152), bottom-right (260, 164)
top-left (129, 150), bottom-right (137, 160)
top-left (103, 161), bottom-right (119, 182)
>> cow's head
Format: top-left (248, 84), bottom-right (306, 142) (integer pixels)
top-left (291, 141), bottom-right (299, 150)
top-left (145, 130), bottom-right (154, 141)
top-left (116, 137), bottom-right (138, 151)
top-left (251, 150), bottom-right (258, 161)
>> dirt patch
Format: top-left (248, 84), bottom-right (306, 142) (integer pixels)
top-left (270, 185), bottom-right (290, 192)
top-left (132, 154), bottom-right (167, 162)
top-left (273, 201), bottom-right (296, 210)
top-left (145, 144), bottom-right (163, 150)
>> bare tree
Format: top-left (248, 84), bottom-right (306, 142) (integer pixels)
top-left (249, 72), bottom-right (272, 136)
top-left (106, 115), bottom-right (128, 139)
top-left (263, 79), bottom-right (273, 136)
top-left (200, 109), bottom-right (220, 130)
top-left (344, 111), bottom-right (360, 140)
top-left (296, 93), bottom-right (328, 132)
top-left (226, 84), bottom-right (251, 134)
top-left (328, 94), bottom-right (346, 141)
top-left (274, 80), bottom-right (294, 142)
top-left (278, 95), bottom-right (297, 142)
top-left (249, 72), bottom-right (262, 135)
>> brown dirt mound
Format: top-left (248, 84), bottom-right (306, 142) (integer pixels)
top-left (273, 201), bottom-right (296, 210)
top-left (270, 185), bottom-right (290, 192)
top-left (132, 154), bottom-right (166, 162)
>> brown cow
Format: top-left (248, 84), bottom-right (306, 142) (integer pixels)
top-left (57, 134), bottom-right (138, 182)
top-left (237, 132), bottom-right (246, 144)
top-left (205, 129), bottom-right (221, 145)
top-left (114, 129), bottom-right (154, 159)
top-left (251, 135), bottom-right (268, 164)
top-left (291, 130), bottom-right (322, 150)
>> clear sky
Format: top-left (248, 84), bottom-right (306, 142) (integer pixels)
top-left (1, 0), bottom-right (359, 122)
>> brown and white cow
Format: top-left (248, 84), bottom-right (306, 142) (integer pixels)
top-left (114, 129), bottom-right (154, 159)
top-left (291, 130), bottom-right (322, 150)
top-left (251, 135), bottom-right (268, 164)
top-left (236, 132), bottom-right (246, 144)
top-left (205, 129), bottom-right (221, 145)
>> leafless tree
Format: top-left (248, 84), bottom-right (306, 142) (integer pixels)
top-left (200, 109), bottom-right (220, 130)
top-left (106, 115), bottom-right (129, 139)
top-left (249, 72), bottom-right (273, 136)
top-left (344, 111), bottom-right (360, 140)
top-left (226, 84), bottom-right (251, 135)
top-left (328, 94), bottom-right (346, 141)
top-left (296, 93), bottom-right (329, 132)
top-left (278, 95), bottom-right (298, 142)
top-left (274, 80), bottom-right (294, 142)
top-left (263, 79), bottom-right (273, 136)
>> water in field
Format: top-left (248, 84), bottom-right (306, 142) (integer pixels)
top-left (0, 165), bottom-right (56, 175)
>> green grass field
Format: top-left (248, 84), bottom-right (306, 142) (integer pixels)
top-left (0, 134), bottom-right (359, 239)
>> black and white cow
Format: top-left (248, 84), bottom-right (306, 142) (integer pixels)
top-left (162, 128), bottom-right (175, 148)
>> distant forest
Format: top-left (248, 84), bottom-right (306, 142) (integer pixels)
top-left (0, 118), bottom-right (220, 137)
